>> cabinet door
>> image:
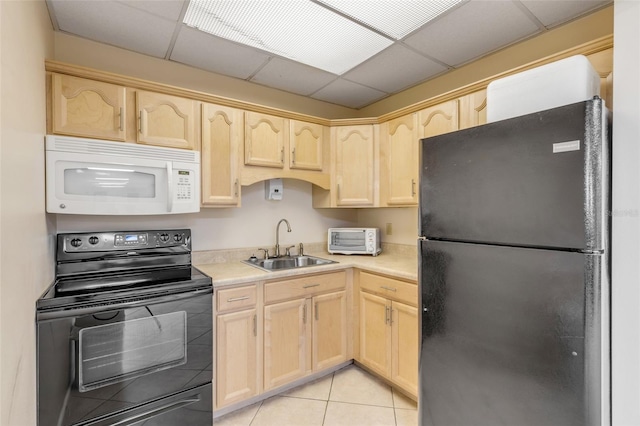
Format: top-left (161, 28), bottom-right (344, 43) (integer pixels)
top-left (381, 114), bottom-right (418, 206)
top-left (136, 91), bottom-right (196, 150)
top-left (312, 291), bottom-right (347, 371)
top-left (290, 120), bottom-right (323, 171)
top-left (359, 292), bottom-right (391, 377)
top-left (245, 112), bottom-right (286, 168)
top-left (459, 90), bottom-right (487, 130)
top-left (264, 298), bottom-right (310, 390)
top-left (418, 99), bottom-right (459, 138)
top-left (391, 301), bottom-right (418, 396)
top-left (201, 103), bottom-right (241, 206)
top-left (335, 125), bottom-right (375, 206)
top-left (51, 74), bottom-right (126, 141)
top-left (216, 309), bottom-right (258, 408)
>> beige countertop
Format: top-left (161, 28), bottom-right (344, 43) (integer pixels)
top-left (195, 251), bottom-right (418, 288)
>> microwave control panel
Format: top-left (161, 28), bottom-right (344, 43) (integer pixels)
top-left (175, 170), bottom-right (194, 201)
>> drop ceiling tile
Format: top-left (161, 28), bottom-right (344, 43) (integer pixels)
top-left (520, 0), bottom-right (610, 28)
top-left (171, 26), bottom-right (270, 79)
top-left (50, 0), bottom-right (176, 58)
top-left (251, 58), bottom-right (337, 96)
top-left (116, 0), bottom-right (186, 21)
top-left (343, 44), bottom-right (448, 94)
top-left (404, 0), bottom-right (541, 67)
top-left (311, 79), bottom-right (387, 109)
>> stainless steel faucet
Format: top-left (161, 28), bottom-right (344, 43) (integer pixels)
top-left (274, 218), bottom-right (292, 258)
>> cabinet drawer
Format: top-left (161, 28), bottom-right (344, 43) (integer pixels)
top-left (360, 272), bottom-right (417, 306)
top-left (265, 271), bottom-right (346, 304)
top-left (217, 285), bottom-right (257, 312)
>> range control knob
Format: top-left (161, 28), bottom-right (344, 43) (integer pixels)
top-left (174, 234), bottom-right (183, 242)
top-left (70, 238), bottom-right (82, 248)
top-left (159, 233), bottom-right (170, 242)
top-left (88, 236), bottom-right (99, 245)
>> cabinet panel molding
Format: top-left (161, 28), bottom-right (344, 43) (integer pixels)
top-left (52, 74), bottom-right (126, 141)
top-left (136, 90), bottom-right (196, 150)
top-left (201, 103), bottom-right (242, 206)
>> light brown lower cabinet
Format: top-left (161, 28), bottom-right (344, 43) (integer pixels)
top-left (264, 290), bottom-right (348, 390)
top-left (215, 284), bottom-right (259, 408)
top-left (263, 271), bottom-right (347, 391)
top-left (358, 273), bottom-right (418, 397)
top-left (216, 308), bottom-right (258, 407)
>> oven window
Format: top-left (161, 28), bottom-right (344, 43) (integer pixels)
top-left (78, 311), bottom-right (187, 392)
top-left (64, 167), bottom-right (156, 198)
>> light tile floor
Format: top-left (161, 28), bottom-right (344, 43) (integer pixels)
top-left (213, 365), bottom-right (418, 426)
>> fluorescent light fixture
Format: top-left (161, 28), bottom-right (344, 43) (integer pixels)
top-left (315, 0), bottom-right (466, 39)
top-left (184, 0), bottom-right (394, 74)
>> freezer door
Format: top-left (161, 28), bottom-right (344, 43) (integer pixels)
top-left (419, 240), bottom-right (607, 426)
top-left (420, 98), bottom-right (609, 251)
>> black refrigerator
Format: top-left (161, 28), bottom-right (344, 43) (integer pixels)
top-left (418, 98), bottom-right (610, 426)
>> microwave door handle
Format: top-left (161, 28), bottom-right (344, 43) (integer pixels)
top-left (166, 161), bottom-right (174, 212)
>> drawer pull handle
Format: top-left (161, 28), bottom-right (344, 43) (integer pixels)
top-left (315, 302), bottom-right (319, 321)
top-left (303, 304), bottom-right (307, 324)
top-left (380, 286), bottom-right (397, 292)
top-left (227, 296), bottom-right (250, 302)
top-left (303, 284), bottom-right (320, 288)
top-left (119, 107), bottom-right (124, 131)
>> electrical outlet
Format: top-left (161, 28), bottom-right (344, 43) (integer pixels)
top-left (386, 223), bottom-right (393, 235)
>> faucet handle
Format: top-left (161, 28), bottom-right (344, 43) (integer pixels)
top-left (298, 242), bottom-right (304, 256)
top-left (285, 245), bottom-right (295, 256)
top-left (257, 248), bottom-right (270, 260)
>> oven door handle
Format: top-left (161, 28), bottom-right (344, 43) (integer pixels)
top-left (36, 287), bottom-right (212, 321)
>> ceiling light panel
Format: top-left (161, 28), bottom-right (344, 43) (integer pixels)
top-left (183, 0), bottom-right (394, 74)
top-left (315, 0), bottom-right (466, 39)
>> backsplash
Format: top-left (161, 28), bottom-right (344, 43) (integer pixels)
top-left (193, 241), bottom-right (416, 265)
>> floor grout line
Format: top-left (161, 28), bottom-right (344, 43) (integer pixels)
top-left (247, 400), bottom-right (263, 426)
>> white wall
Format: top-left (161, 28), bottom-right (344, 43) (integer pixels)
top-left (612, 1), bottom-right (640, 424)
top-left (0, 1), bottom-right (55, 425)
top-left (56, 179), bottom-right (358, 251)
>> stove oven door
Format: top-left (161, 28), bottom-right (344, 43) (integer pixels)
top-left (37, 288), bottom-right (212, 426)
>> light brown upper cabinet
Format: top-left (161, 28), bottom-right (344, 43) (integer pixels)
top-left (334, 125), bottom-right (376, 207)
top-left (380, 114), bottom-right (419, 206)
top-left (51, 74), bottom-right (126, 141)
top-left (201, 103), bottom-right (242, 207)
top-left (136, 90), bottom-right (197, 150)
top-left (459, 90), bottom-right (488, 130)
top-left (244, 112), bottom-right (287, 168)
top-left (290, 120), bottom-right (323, 171)
top-left (418, 99), bottom-right (459, 138)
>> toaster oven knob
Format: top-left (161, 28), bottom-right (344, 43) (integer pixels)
top-left (70, 238), bottom-right (82, 248)
top-left (88, 236), bottom-right (99, 245)
top-left (174, 234), bottom-right (183, 242)
top-left (159, 233), bottom-right (170, 242)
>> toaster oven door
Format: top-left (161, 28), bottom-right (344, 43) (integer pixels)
top-left (330, 230), bottom-right (367, 252)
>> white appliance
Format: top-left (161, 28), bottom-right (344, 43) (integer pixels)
top-left (486, 55), bottom-right (601, 122)
top-left (45, 135), bottom-right (200, 215)
top-left (328, 228), bottom-right (381, 256)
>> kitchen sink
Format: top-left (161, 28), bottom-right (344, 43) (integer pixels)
top-left (242, 255), bottom-right (336, 272)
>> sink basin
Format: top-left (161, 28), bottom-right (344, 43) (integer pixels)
top-left (242, 255), bottom-right (336, 272)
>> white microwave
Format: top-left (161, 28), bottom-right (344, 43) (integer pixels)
top-left (328, 228), bottom-right (381, 256)
top-left (45, 135), bottom-right (200, 215)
